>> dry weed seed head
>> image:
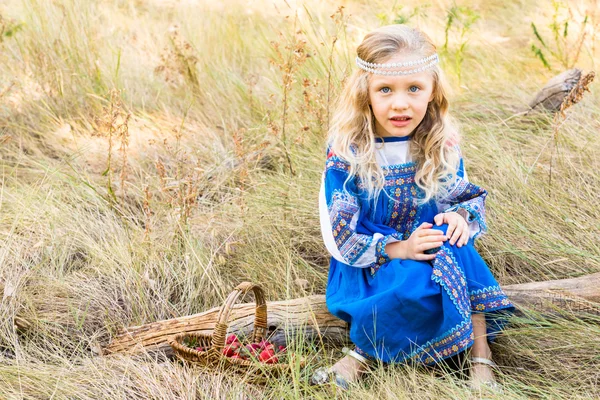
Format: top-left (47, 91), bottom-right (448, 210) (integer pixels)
top-left (232, 128), bottom-right (248, 193)
top-left (92, 89), bottom-right (131, 198)
top-left (548, 71), bottom-right (595, 189)
top-left (330, 5), bottom-right (345, 23)
top-left (154, 24), bottom-right (199, 88)
top-left (557, 71), bottom-right (595, 118)
top-left (155, 159), bottom-right (167, 192)
top-left (143, 184), bottom-right (153, 240)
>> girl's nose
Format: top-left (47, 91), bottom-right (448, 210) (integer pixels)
top-left (391, 94), bottom-right (409, 110)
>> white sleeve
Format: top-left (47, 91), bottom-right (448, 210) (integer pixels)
top-left (319, 173), bottom-right (398, 267)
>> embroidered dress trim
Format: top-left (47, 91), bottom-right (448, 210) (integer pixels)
top-left (445, 202), bottom-right (487, 239)
top-left (370, 232), bottom-right (403, 276)
top-left (377, 318), bottom-right (473, 365)
top-left (431, 246), bottom-right (471, 319)
top-left (470, 286), bottom-right (513, 312)
top-left (326, 156), bottom-right (351, 174)
top-left (375, 135), bottom-right (412, 143)
top-left (410, 318), bottom-right (474, 365)
top-left (441, 179), bottom-right (488, 238)
top-left (329, 190), bottom-right (373, 265)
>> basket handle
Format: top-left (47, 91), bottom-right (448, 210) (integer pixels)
top-left (211, 282), bottom-right (268, 352)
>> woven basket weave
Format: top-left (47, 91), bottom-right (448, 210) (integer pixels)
top-left (169, 282), bottom-right (304, 384)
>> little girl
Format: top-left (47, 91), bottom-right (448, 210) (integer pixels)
top-left (311, 24), bottom-right (515, 391)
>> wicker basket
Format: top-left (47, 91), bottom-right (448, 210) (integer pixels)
top-left (169, 282), bottom-right (305, 384)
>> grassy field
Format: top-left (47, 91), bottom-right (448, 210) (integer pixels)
top-left (1, 0), bottom-right (599, 398)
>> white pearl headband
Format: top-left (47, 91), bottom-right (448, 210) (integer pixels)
top-left (356, 53), bottom-right (439, 76)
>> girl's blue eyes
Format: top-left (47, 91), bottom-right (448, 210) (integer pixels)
top-left (380, 86), bottom-right (420, 93)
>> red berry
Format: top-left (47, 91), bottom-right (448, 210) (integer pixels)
top-left (266, 355), bottom-right (279, 364)
top-left (278, 345), bottom-right (286, 353)
top-left (226, 334), bottom-right (240, 345)
top-left (245, 343), bottom-right (260, 357)
top-left (222, 342), bottom-right (240, 357)
top-left (195, 346), bottom-right (204, 352)
top-left (258, 348), bottom-right (278, 363)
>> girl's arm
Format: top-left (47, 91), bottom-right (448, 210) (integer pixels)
top-left (319, 151), bottom-right (401, 268)
top-left (435, 145), bottom-right (488, 240)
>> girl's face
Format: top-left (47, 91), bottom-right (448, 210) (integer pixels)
top-left (367, 53), bottom-right (435, 138)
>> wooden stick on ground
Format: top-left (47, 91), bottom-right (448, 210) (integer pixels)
top-left (102, 273), bottom-right (600, 356)
top-left (103, 294), bottom-right (346, 356)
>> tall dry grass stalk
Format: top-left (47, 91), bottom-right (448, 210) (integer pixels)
top-left (93, 89), bottom-right (131, 203)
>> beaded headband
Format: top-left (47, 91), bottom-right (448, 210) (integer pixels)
top-left (356, 53), bottom-right (439, 76)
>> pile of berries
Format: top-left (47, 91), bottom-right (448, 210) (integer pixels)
top-left (188, 334), bottom-right (287, 364)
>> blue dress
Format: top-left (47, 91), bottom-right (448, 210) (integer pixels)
top-left (318, 136), bottom-right (515, 365)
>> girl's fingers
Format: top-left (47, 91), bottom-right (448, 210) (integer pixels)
top-left (459, 228), bottom-right (470, 247)
top-left (450, 228), bottom-right (463, 246)
top-left (418, 241), bottom-right (444, 252)
top-left (446, 222), bottom-right (457, 243)
top-left (451, 222), bottom-right (468, 247)
top-left (418, 236), bottom-right (447, 245)
top-left (455, 221), bottom-right (469, 245)
top-left (416, 253), bottom-right (437, 261)
top-left (417, 222), bottom-right (433, 230)
top-left (419, 229), bottom-right (449, 238)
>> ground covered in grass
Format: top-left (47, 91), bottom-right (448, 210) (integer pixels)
top-left (1, 0), bottom-right (599, 398)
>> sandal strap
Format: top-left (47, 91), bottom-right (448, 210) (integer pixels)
top-left (471, 357), bottom-right (498, 368)
top-left (342, 347), bottom-right (370, 365)
top-left (309, 367), bottom-right (351, 390)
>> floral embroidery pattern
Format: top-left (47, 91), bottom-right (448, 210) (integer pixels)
top-left (325, 157), bottom-right (351, 174)
top-left (470, 286), bottom-right (512, 312)
top-left (440, 179), bottom-right (488, 239)
top-left (382, 166), bottom-right (423, 240)
top-left (328, 190), bottom-right (373, 265)
top-left (430, 246), bottom-right (471, 319)
top-left (369, 232), bottom-right (403, 276)
top-left (391, 318), bottom-right (474, 365)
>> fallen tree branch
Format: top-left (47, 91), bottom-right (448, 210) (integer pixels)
top-left (103, 272), bottom-right (600, 355)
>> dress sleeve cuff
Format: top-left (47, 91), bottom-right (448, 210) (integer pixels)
top-left (374, 233), bottom-right (402, 266)
top-left (445, 205), bottom-right (476, 223)
top-left (444, 204), bottom-right (486, 239)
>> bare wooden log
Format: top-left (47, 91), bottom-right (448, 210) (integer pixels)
top-left (503, 272), bottom-right (600, 316)
top-left (528, 68), bottom-right (581, 112)
top-left (103, 273), bottom-right (600, 356)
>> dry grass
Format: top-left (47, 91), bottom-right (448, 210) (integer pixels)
top-left (1, 0), bottom-right (599, 398)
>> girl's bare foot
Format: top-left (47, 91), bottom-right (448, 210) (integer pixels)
top-left (469, 313), bottom-right (499, 390)
top-left (330, 354), bottom-right (369, 383)
top-left (469, 345), bottom-right (498, 390)
top-left (470, 361), bottom-right (496, 389)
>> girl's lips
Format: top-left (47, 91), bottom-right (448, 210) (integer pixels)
top-left (390, 118), bottom-right (411, 127)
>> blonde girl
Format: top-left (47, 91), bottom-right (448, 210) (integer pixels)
top-left (311, 24), bottom-right (514, 392)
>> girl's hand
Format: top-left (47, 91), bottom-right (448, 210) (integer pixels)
top-left (391, 222), bottom-right (448, 261)
top-left (433, 211), bottom-right (469, 247)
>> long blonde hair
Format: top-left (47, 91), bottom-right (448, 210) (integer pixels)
top-left (327, 24), bottom-right (460, 204)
